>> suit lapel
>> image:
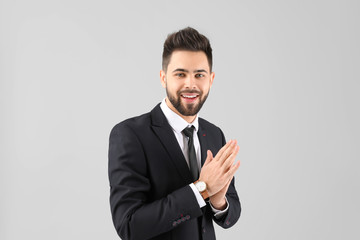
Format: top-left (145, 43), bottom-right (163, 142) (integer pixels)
top-left (197, 120), bottom-right (211, 229)
top-left (151, 104), bottom-right (193, 183)
top-left (197, 119), bottom-right (209, 167)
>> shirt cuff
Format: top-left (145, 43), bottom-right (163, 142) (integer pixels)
top-left (189, 183), bottom-right (206, 208)
top-left (209, 196), bottom-right (229, 219)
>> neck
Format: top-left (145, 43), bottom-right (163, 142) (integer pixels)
top-left (165, 98), bottom-right (196, 123)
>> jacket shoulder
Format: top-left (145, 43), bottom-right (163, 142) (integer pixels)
top-left (199, 117), bottom-right (222, 132)
top-left (110, 111), bottom-right (151, 135)
top-left (110, 103), bottom-right (162, 136)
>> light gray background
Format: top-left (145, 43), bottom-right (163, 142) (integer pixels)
top-left (1, 0), bottom-right (359, 239)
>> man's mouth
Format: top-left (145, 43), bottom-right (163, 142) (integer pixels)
top-left (182, 94), bottom-right (198, 99)
top-left (180, 93), bottom-right (199, 102)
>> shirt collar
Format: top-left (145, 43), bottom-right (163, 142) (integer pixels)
top-left (160, 98), bottom-right (199, 134)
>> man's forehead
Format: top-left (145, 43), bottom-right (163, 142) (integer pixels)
top-left (167, 50), bottom-right (210, 72)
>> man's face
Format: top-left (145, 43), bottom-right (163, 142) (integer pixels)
top-left (160, 50), bottom-right (214, 121)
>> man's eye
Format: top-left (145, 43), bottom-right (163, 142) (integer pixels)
top-left (195, 74), bottom-right (204, 78)
top-left (176, 73), bottom-right (185, 77)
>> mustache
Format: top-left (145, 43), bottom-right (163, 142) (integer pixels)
top-left (178, 90), bottom-right (202, 95)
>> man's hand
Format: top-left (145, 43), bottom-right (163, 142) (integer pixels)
top-left (198, 140), bottom-right (240, 197)
top-left (209, 178), bottom-right (232, 210)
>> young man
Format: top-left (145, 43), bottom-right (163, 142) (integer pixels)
top-left (108, 27), bottom-right (241, 240)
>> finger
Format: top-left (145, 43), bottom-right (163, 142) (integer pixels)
top-left (203, 150), bottom-right (213, 166)
top-left (226, 160), bottom-right (241, 179)
top-left (219, 143), bottom-right (238, 170)
top-left (214, 140), bottom-right (233, 162)
top-left (222, 145), bottom-right (240, 171)
top-left (215, 140), bottom-right (236, 163)
top-left (222, 140), bottom-right (238, 162)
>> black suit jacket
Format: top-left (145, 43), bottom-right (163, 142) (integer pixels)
top-left (108, 104), bottom-right (241, 240)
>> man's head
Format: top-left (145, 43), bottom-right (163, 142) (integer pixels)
top-left (160, 27), bottom-right (215, 123)
top-left (162, 27), bottom-right (213, 73)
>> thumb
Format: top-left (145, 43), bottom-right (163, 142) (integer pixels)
top-left (204, 150), bottom-right (213, 166)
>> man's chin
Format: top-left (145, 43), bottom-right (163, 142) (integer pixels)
top-left (178, 104), bottom-right (200, 116)
top-left (180, 98), bottom-right (199, 107)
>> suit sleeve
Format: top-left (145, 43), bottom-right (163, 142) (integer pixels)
top-left (212, 128), bottom-right (241, 228)
top-left (108, 123), bottom-right (203, 240)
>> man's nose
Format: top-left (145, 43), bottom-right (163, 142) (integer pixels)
top-left (184, 75), bottom-right (196, 89)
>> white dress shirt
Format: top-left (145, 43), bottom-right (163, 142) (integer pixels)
top-left (160, 99), bottom-right (228, 217)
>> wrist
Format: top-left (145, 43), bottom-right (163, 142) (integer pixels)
top-left (210, 197), bottom-right (227, 210)
top-left (198, 177), bottom-right (214, 196)
top-left (194, 180), bottom-right (209, 200)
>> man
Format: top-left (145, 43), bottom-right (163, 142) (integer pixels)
top-left (108, 27), bottom-right (241, 240)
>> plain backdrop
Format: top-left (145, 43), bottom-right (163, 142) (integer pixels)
top-left (1, 0), bottom-right (359, 239)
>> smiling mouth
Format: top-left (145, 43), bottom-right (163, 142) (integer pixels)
top-left (181, 94), bottom-right (199, 99)
top-left (181, 93), bottom-right (200, 103)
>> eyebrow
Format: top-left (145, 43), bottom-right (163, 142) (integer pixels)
top-left (172, 68), bottom-right (208, 74)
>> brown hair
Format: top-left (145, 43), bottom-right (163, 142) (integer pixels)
top-left (162, 27), bottom-right (213, 72)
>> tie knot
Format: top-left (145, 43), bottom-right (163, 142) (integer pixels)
top-left (182, 126), bottom-right (195, 138)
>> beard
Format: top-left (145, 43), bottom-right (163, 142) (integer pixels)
top-left (166, 88), bottom-right (209, 116)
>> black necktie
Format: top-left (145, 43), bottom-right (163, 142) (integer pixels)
top-left (182, 126), bottom-right (199, 181)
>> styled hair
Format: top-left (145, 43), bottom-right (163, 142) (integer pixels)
top-left (162, 27), bottom-right (213, 72)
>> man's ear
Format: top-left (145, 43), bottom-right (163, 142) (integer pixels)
top-left (160, 70), bottom-right (166, 88)
top-left (210, 72), bottom-right (215, 88)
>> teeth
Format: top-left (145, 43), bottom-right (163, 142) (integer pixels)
top-left (183, 95), bottom-right (197, 98)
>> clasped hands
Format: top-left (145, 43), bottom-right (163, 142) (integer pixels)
top-left (198, 140), bottom-right (240, 210)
